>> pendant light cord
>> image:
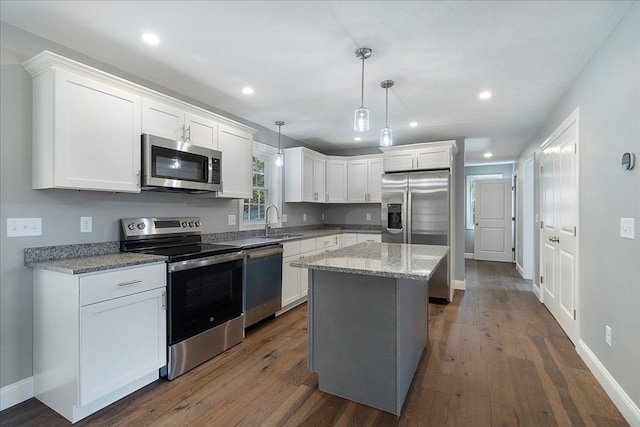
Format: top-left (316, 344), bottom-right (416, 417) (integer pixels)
top-left (385, 87), bottom-right (389, 127)
top-left (360, 57), bottom-right (365, 108)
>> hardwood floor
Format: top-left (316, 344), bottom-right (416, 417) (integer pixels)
top-left (1, 260), bottom-right (628, 426)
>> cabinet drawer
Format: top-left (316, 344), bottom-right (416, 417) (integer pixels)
top-left (357, 234), bottom-right (381, 243)
top-left (316, 235), bottom-right (338, 251)
top-left (282, 241), bottom-right (301, 258)
top-left (80, 263), bottom-right (166, 306)
top-left (299, 238), bottom-right (317, 254)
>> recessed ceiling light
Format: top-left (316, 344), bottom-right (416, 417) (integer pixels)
top-left (478, 91), bottom-right (492, 100)
top-left (242, 87), bottom-right (254, 95)
top-left (354, 137), bottom-right (362, 142)
top-left (484, 152), bottom-right (493, 158)
top-left (142, 32), bottom-right (160, 45)
top-left (409, 121), bottom-right (418, 127)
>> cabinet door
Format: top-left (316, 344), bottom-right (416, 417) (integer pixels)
top-left (282, 257), bottom-right (301, 307)
top-left (79, 287), bottom-right (166, 406)
top-left (302, 153), bottom-right (316, 202)
top-left (141, 99), bottom-right (184, 140)
top-left (416, 147), bottom-right (449, 170)
top-left (314, 158), bottom-right (326, 203)
top-left (185, 112), bottom-right (218, 149)
top-left (53, 69), bottom-right (141, 192)
top-left (383, 151), bottom-right (414, 172)
top-left (326, 159), bottom-right (347, 203)
top-left (340, 234), bottom-right (358, 248)
top-left (347, 159), bottom-right (368, 202)
top-left (367, 158), bottom-right (384, 202)
top-left (217, 125), bottom-right (252, 199)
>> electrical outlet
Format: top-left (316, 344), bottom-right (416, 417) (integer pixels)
top-left (366, 213), bottom-right (371, 221)
top-left (227, 215), bottom-right (236, 226)
top-left (282, 214), bottom-right (288, 223)
top-left (620, 217), bottom-right (635, 239)
top-left (80, 217), bottom-right (92, 233)
top-left (322, 212), bottom-right (325, 220)
top-left (605, 325), bottom-right (612, 347)
top-left (303, 213), bottom-right (307, 222)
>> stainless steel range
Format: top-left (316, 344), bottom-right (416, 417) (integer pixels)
top-left (120, 217), bottom-right (244, 380)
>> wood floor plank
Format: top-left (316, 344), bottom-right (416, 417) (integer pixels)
top-left (1, 260), bottom-right (629, 427)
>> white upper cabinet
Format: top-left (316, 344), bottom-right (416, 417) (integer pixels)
top-left (24, 51), bottom-right (255, 194)
top-left (285, 147), bottom-right (326, 203)
top-left (26, 65), bottom-right (142, 193)
top-left (141, 99), bottom-right (218, 149)
top-left (347, 155), bottom-right (383, 203)
top-left (325, 157), bottom-right (347, 203)
top-left (382, 140), bottom-right (457, 172)
top-left (217, 124), bottom-right (252, 199)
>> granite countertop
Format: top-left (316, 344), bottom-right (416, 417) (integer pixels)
top-left (290, 242), bottom-right (448, 281)
top-left (218, 229), bottom-right (377, 249)
top-left (26, 253), bottom-right (167, 275)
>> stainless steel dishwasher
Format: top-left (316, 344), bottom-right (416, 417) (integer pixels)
top-left (243, 243), bottom-right (284, 328)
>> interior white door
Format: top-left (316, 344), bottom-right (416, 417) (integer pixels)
top-left (540, 117), bottom-right (578, 342)
top-left (473, 178), bottom-right (513, 262)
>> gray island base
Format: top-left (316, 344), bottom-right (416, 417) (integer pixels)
top-left (291, 242), bottom-right (448, 416)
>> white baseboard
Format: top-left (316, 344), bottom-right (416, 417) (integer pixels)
top-left (464, 253), bottom-right (474, 259)
top-left (0, 376), bottom-right (33, 411)
top-left (532, 281), bottom-right (543, 302)
top-left (452, 279), bottom-right (466, 291)
top-left (516, 262), bottom-right (525, 277)
top-left (576, 339), bottom-right (640, 426)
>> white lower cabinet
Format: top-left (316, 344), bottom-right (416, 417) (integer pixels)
top-left (357, 233), bottom-right (382, 243)
top-left (340, 233), bottom-right (359, 248)
top-left (33, 263), bottom-right (166, 423)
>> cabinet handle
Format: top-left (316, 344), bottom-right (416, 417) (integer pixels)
top-left (185, 125), bottom-right (191, 142)
top-left (180, 124), bottom-right (186, 141)
top-left (117, 279), bottom-right (143, 287)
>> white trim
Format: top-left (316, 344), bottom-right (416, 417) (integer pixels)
top-left (532, 281), bottom-right (543, 301)
top-left (0, 377), bottom-right (34, 411)
top-left (577, 340), bottom-right (640, 426)
top-left (464, 252), bottom-right (475, 259)
top-left (452, 279), bottom-right (466, 291)
top-left (515, 262), bottom-right (525, 278)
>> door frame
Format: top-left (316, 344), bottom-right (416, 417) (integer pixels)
top-left (518, 156), bottom-right (535, 281)
top-left (538, 107), bottom-right (580, 342)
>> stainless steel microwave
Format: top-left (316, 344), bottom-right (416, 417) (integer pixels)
top-left (141, 134), bottom-right (222, 193)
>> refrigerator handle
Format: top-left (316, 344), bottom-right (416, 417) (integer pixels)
top-left (405, 188), bottom-right (411, 244)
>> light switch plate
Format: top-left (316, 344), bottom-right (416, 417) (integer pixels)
top-left (282, 214), bottom-right (288, 223)
top-left (366, 213), bottom-right (371, 221)
top-left (227, 215), bottom-right (236, 226)
top-left (7, 218), bottom-right (42, 237)
top-left (620, 217), bottom-right (635, 239)
top-left (303, 213), bottom-right (307, 222)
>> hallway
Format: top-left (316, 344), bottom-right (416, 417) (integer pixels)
top-left (0, 260), bottom-right (628, 426)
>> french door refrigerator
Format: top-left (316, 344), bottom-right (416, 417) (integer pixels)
top-left (381, 170), bottom-right (450, 302)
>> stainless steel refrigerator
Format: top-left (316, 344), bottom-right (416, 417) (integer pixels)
top-left (381, 170), bottom-right (450, 301)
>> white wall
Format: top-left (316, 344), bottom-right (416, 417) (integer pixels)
top-left (517, 3), bottom-right (640, 419)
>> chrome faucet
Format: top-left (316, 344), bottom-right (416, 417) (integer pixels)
top-left (264, 204), bottom-right (280, 237)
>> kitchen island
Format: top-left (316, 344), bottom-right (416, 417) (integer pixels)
top-left (291, 242), bottom-right (448, 416)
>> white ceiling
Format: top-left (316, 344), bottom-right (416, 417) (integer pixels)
top-left (0, 1), bottom-right (634, 164)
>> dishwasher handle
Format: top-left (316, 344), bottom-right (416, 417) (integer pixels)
top-left (245, 246), bottom-right (284, 260)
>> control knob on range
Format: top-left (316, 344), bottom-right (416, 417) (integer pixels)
top-left (195, 221), bottom-right (201, 227)
top-left (127, 223), bottom-right (135, 231)
top-left (136, 222), bottom-right (145, 230)
top-left (181, 221), bottom-right (188, 228)
top-left (188, 221), bottom-right (195, 227)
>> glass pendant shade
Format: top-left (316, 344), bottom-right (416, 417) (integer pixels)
top-left (380, 127), bottom-right (393, 147)
top-left (275, 151), bottom-right (284, 167)
top-left (354, 107), bottom-right (370, 132)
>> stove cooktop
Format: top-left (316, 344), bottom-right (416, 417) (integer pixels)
top-left (131, 243), bottom-right (241, 262)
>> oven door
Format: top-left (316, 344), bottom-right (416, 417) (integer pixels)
top-left (167, 251), bottom-right (244, 345)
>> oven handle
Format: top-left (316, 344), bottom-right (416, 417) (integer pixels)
top-left (245, 246), bottom-right (284, 260)
top-left (168, 251), bottom-right (244, 272)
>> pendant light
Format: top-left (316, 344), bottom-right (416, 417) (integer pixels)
top-left (354, 47), bottom-right (372, 132)
top-left (274, 121), bottom-right (284, 167)
top-left (379, 80), bottom-right (394, 147)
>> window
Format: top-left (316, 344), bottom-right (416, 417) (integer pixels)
top-left (239, 141), bottom-right (281, 230)
top-left (466, 174), bottom-right (503, 230)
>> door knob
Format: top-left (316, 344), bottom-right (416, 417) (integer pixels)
top-left (549, 236), bottom-right (560, 243)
